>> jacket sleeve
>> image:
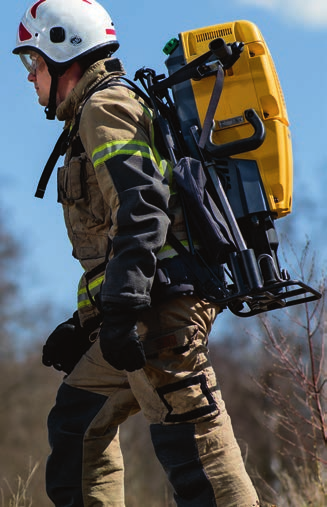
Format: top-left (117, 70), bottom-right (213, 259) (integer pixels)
top-left (79, 85), bottom-right (170, 307)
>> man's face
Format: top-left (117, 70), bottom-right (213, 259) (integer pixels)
top-left (23, 52), bottom-right (52, 107)
top-left (20, 51), bottom-right (83, 110)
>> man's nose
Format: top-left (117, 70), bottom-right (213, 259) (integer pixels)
top-left (28, 72), bottom-right (36, 82)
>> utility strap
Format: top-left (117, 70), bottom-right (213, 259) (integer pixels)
top-left (35, 78), bottom-right (133, 200)
top-left (198, 65), bottom-right (224, 149)
top-left (84, 261), bottom-right (107, 309)
top-left (35, 128), bottom-right (70, 198)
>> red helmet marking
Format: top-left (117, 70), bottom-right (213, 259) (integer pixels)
top-left (82, 0), bottom-right (92, 4)
top-left (30, 0), bottom-right (47, 19)
top-left (19, 22), bottom-right (33, 42)
top-left (106, 29), bottom-right (116, 36)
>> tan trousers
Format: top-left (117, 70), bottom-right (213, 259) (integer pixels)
top-left (46, 296), bottom-right (259, 507)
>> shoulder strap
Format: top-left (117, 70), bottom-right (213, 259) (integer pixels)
top-left (197, 65), bottom-right (224, 149)
top-left (35, 127), bottom-right (70, 198)
top-left (35, 76), bottom-right (138, 199)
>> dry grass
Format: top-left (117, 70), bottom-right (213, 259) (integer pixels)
top-left (277, 466), bottom-right (327, 507)
top-left (1, 463), bottom-right (39, 507)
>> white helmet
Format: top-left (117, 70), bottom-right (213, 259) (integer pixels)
top-left (13, 0), bottom-right (119, 67)
top-left (13, 0), bottom-right (119, 119)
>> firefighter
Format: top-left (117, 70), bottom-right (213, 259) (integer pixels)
top-left (13, 0), bottom-right (260, 505)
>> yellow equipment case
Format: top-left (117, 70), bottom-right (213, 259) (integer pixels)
top-left (133, 20), bottom-right (320, 316)
top-left (165, 20), bottom-right (292, 219)
top-left (35, 18), bottom-right (321, 316)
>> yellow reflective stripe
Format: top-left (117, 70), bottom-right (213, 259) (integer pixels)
top-left (77, 275), bottom-right (104, 309)
top-left (157, 247), bottom-right (177, 260)
top-left (152, 142), bottom-right (173, 183)
top-left (157, 240), bottom-right (197, 260)
top-left (92, 140), bottom-right (157, 169)
top-left (78, 299), bottom-right (93, 309)
top-left (142, 103), bottom-right (153, 121)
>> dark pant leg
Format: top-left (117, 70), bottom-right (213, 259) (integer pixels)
top-left (46, 340), bottom-right (140, 507)
top-left (46, 383), bottom-right (109, 507)
top-left (129, 296), bottom-right (259, 507)
top-left (150, 422), bottom-right (217, 507)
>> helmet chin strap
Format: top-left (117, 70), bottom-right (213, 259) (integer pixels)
top-left (45, 63), bottom-right (72, 119)
top-left (45, 71), bottom-right (59, 120)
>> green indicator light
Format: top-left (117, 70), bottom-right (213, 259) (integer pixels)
top-left (163, 37), bottom-right (179, 55)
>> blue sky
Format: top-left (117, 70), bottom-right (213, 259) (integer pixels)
top-left (2, 0), bottom-right (327, 320)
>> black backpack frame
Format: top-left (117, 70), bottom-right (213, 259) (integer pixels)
top-left (35, 38), bottom-right (321, 317)
top-left (130, 38), bottom-right (321, 316)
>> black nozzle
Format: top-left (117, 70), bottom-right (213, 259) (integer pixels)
top-left (209, 39), bottom-right (245, 69)
top-left (209, 38), bottom-right (232, 60)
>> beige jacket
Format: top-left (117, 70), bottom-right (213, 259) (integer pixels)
top-left (56, 58), bottom-right (174, 324)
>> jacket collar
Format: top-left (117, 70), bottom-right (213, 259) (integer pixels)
top-left (56, 58), bottom-right (125, 122)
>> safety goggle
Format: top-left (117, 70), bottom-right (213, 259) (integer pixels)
top-left (19, 52), bottom-right (42, 75)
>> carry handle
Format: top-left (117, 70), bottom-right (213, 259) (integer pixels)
top-left (204, 108), bottom-right (266, 159)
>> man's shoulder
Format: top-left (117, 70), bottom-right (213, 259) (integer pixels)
top-left (82, 79), bottom-right (145, 121)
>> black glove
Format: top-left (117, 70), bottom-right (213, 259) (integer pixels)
top-left (42, 312), bottom-right (100, 374)
top-left (99, 304), bottom-right (146, 372)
